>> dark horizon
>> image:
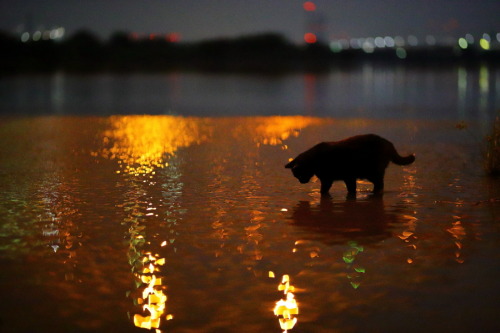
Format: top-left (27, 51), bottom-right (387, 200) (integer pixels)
top-left (1, 1), bottom-right (500, 44)
top-left (1, 27), bottom-right (499, 76)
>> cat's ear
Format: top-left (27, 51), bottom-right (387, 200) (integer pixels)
top-left (285, 160), bottom-right (295, 169)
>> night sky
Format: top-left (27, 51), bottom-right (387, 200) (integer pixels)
top-left (1, 0), bottom-right (499, 43)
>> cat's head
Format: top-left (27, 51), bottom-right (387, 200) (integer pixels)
top-left (285, 159), bottom-right (314, 184)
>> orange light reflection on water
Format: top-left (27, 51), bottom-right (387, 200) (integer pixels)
top-left (98, 115), bottom-right (211, 176)
top-left (447, 217), bottom-right (466, 264)
top-left (95, 115), bottom-right (325, 331)
top-left (273, 274), bottom-right (299, 332)
top-left (253, 116), bottom-right (324, 147)
top-left (133, 252), bottom-right (173, 331)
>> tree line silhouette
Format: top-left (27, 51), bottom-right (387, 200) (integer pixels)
top-left (1, 30), bottom-right (498, 75)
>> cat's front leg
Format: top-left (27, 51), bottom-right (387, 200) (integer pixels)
top-left (344, 178), bottom-right (357, 195)
top-left (320, 178), bottom-right (334, 196)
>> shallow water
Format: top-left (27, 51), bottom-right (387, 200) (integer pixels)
top-left (0, 115), bottom-right (499, 333)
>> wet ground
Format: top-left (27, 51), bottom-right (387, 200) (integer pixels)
top-left (0, 116), bottom-right (499, 332)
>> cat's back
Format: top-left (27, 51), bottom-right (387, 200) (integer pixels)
top-left (335, 134), bottom-right (388, 148)
top-left (321, 134), bottom-right (388, 154)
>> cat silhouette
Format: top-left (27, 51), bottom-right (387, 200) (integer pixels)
top-left (285, 134), bottom-right (415, 196)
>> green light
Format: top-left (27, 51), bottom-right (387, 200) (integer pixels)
top-left (330, 41), bottom-right (343, 53)
top-left (354, 267), bottom-right (366, 274)
top-left (480, 38), bottom-right (490, 50)
top-left (458, 38), bottom-right (468, 49)
top-left (396, 47), bottom-right (407, 59)
top-left (350, 282), bottom-right (360, 289)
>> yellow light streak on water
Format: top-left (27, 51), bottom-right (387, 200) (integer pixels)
top-left (273, 274), bottom-right (299, 332)
top-left (99, 115), bottom-right (210, 176)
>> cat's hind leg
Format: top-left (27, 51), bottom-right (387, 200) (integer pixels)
top-left (344, 178), bottom-right (357, 195)
top-left (371, 175), bottom-right (385, 194)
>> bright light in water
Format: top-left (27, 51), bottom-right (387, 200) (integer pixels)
top-left (97, 116), bottom-right (210, 176)
top-left (133, 252), bottom-right (172, 330)
top-left (254, 116), bottom-right (322, 146)
top-left (447, 220), bottom-right (466, 264)
top-left (273, 274), bottom-right (299, 332)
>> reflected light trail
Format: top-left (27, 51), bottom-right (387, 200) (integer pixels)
top-left (273, 274), bottom-right (299, 332)
top-left (253, 116), bottom-right (324, 147)
top-left (97, 115), bottom-right (211, 176)
top-left (447, 217), bottom-right (466, 264)
top-left (133, 252), bottom-right (172, 330)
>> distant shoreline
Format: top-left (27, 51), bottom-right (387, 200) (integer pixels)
top-left (1, 30), bottom-right (499, 76)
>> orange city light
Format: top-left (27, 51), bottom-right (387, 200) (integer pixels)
top-left (304, 33), bottom-right (317, 44)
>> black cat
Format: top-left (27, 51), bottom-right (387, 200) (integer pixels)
top-left (285, 134), bottom-right (415, 196)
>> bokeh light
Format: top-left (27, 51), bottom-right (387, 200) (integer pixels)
top-left (303, 1), bottom-right (316, 11)
top-left (458, 38), bottom-right (468, 49)
top-left (304, 33), bottom-right (317, 44)
top-left (407, 35), bottom-right (418, 47)
top-left (480, 38), bottom-right (490, 50)
top-left (396, 47), bottom-right (407, 59)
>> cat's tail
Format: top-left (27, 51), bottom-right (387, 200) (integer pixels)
top-left (391, 150), bottom-right (415, 166)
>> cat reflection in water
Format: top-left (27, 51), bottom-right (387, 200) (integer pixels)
top-left (285, 134), bottom-right (415, 197)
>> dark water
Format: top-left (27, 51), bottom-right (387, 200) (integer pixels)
top-left (0, 115), bottom-right (499, 333)
top-left (0, 68), bottom-right (500, 332)
top-left (1, 65), bottom-right (499, 121)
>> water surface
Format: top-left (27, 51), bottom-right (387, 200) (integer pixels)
top-left (0, 115), bottom-right (499, 332)
top-left (1, 65), bottom-right (499, 122)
